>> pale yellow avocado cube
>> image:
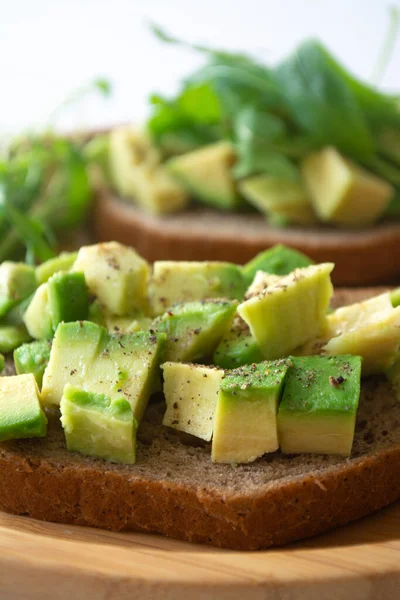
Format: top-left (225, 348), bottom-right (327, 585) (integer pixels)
top-left (109, 127), bottom-right (189, 214)
top-left (162, 362), bottom-right (225, 441)
top-left (73, 242), bottom-right (149, 316)
top-left (237, 263), bottom-right (334, 359)
top-left (239, 175), bottom-right (317, 225)
top-left (302, 147), bottom-right (394, 226)
top-left (322, 306), bottom-right (400, 375)
top-left (23, 283), bottom-right (53, 339)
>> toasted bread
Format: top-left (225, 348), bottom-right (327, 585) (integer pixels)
top-left (92, 190), bottom-right (400, 287)
top-left (0, 287), bottom-right (399, 550)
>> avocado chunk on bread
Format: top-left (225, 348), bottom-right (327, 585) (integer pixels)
top-left (0, 262), bottom-right (37, 319)
top-left (278, 355), bottom-right (362, 456)
top-left (60, 385), bottom-right (137, 465)
top-left (14, 339), bottom-right (51, 387)
top-left (302, 147), bottom-right (394, 226)
top-left (109, 127), bottom-right (189, 214)
top-left (212, 360), bottom-right (289, 464)
top-left (0, 374), bottom-right (47, 441)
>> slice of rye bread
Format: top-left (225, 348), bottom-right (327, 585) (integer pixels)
top-left (0, 287), bottom-right (398, 551)
top-left (92, 189), bottom-right (400, 287)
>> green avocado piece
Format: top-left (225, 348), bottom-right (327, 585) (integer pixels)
top-left (36, 252), bottom-right (78, 285)
top-left (153, 300), bottom-right (237, 363)
top-left (0, 262), bottom-right (37, 319)
top-left (166, 141), bottom-right (243, 210)
top-left (239, 176), bottom-right (317, 225)
top-left (23, 283), bottom-right (53, 340)
top-left (109, 127), bottom-right (189, 215)
top-left (238, 263), bottom-right (334, 359)
top-left (278, 355), bottom-right (362, 456)
top-left (162, 362), bottom-right (225, 441)
top-left (242, 245), bottom-right (314, 286)
top-left (301, 147), bottom-right (393, 226)
top-left (391, 287), bottom-right (400, 308)
top-left (212, 360), bottom-right (289, 464)
top-left (14, 339), bottom-right (52, 388)
top-left (0, 325), bottom-right (31, 353)
top-left (60, 385), bottom-right (137, 464)
top-left (41, 322), bottom-right (165, 422)
top-left (213, 316), bottom-right (264, 369)
top-left (47, 272), bottom-right (89, 329)
top-left (73, 242), bottom-right (150, 316)
top-left (149, 261), bottom-right (246, 315)
top-left (0, 374), bottom-right (47, 441)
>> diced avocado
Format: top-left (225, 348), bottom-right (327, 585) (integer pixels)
top-left (4, 294), bottom-right (35, 327)
top-left (60, 385), bottom-right (137, 464)
top-left (149, 261), bottom-right (246, 315)
top-left (23, 283), bottom-right (53, 340)
top-left (243, 271), bottom-right (281, 300)
top-left (212, 360), bottom-right (289, 464)
top-left (162, 362), bottom-right (225, 441)
top-left (278, 356), bottom-right (362, 456)
top-left (0, 325), bottom-right (31, 353)
top-left (0, 354), bottom-right (4, 373)
top-left (153, 300), bottom-right (237, 363)
top-left (237, 264), bottom-right (334, 359)
top-left (47, 272), bottom-right (89, 329)
top-left (322, 306), bottom-right (400, 376)
top-left (242, 245), bottom-right (314, 286)
top-left (73, 242), bottom-right (150, 316)
top-left (41, 322), bottom-right (165, 421)
top-left (0, 374), bottom-right (47, 441)
top-left (166, 141), bottom-right (242, 210)
top-left (14, 340), bottom-right (52, 388)
top-left (89, 301), bottom-right (152, 334)
top-left (36, 252), bottom-right (78, 285)
top-left (109, 126), bottom-right (189, 214)
top-left (239, 176), bottom-right (317, 225)
top-left (0, 262), bottom-right (37, 319)
top-left (213, 316), bottom-right (264, 369)
top-left (302, 147), bottom-right (394, 226)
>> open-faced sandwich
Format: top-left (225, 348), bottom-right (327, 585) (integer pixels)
top-left (0, 242), bottom-right (399, 549)
top-left (89, 25), bottom-right (400, 286)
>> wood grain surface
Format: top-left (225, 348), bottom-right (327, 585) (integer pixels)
top-left (0, 502), bottom-right (399, 600)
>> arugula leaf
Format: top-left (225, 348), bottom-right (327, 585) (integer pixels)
top-left (274, 40), bottom-right (375, 161)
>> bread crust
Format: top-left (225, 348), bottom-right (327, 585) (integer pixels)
top-left (92, 190), bottom-right (400, 286)
top-left (0, 288), bottom-right (399, 551)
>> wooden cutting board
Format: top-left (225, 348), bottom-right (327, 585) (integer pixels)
top-left (0, 502), bottom-right (399, 600)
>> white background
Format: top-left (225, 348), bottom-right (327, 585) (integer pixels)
top-left (2, 0), bottom-right (400, 134)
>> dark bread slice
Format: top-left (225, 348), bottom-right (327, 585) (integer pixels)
top-left (92, 189), bottom-right (400, 287)
top-left (0, 287), bottom-right (398, 551)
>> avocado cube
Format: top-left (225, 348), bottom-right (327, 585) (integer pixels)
top-left (237, 263), bottom-right (334, 360)
top-left (391, 287), bottom-right (400, 308)
top-left (109, 127), bottom-right (189, 215)
top-left (0, 262), bottom-right (37, 319)
top-left (162, 362), bottom-right (225, 441)
top-left (36, 251), bottom-right (78, 284)
top-left (239, 176), bottom-right (316, 225)
top-left (153, 300), bottom-right (237, 363)
top-left (212, 360), bottom-right (289, 464)
top-left (0, 325), bottom-right (31, 353)
top-left (47, 272), bottom-right (89, 329)
top-left (242, 245), bottom-right (314, 287)
top-left (302, 147), bottom-right (394, 226)
top-left (213, 317), bottom-right (264, 369)
top-left (23, 283), bottom-right (53, 340)
top-left (278, 355), bottom-right (362, 456)
top-left (60, 385), bottom-right (137, 464)
top-left (323, 306), bottom-right (400, 376)
top-left (0, 374), bottom-right (47, 441)
top-left (73, 242), bottom-right (150, 316)
top-left (41, 322), bottom-right (165, 422)
top-left (166, 141), bottom-right (242, 210)
top-left (14, 340), bottom-right (52, 388)
top-left (149, 261), bottom-right (246, 315)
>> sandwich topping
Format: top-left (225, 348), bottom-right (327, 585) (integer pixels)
top-left (0, 241), bottom-right (399, 466)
